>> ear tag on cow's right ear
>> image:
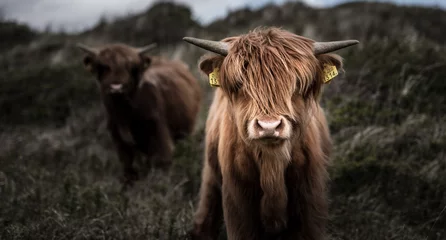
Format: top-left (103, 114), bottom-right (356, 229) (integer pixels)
top-left (323, 64), bottom-right (338, 84)
top-left (209, 67), bottom-right (220, 87)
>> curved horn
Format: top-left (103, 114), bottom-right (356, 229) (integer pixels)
top-left (183, 37), bottom-right (229, 56)
top-left (76, 43), bottom-right (99, 55)
top-left (136, 43), bottom-right (157, 55)
top-left (313, 40), bottom-right (359, 55)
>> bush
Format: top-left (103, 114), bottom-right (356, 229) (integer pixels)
top-left (0, 20), bottom-right (37, 52)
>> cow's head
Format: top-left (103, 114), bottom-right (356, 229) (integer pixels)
top-left (77, 43), bottom-right (156, 95)
top-left (184, 28), bottom-right (358, 147)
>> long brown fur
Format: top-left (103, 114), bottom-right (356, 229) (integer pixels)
top-left (188, 27), bottom-right (343, 240)
top-left (80, 43), bottom-right (202, 187)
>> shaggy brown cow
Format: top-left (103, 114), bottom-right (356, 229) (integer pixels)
top-left (77, 43), bottom-right (202, 186)
top-left (183, 27), bottom-right (358, 240)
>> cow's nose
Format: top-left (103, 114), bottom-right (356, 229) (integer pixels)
top-left (248, 116), bottom-right (290, 140)
top-left (256, 118), bottom-right (282, 132)
top-left (110, 84), bottom-right (122, 90)
top-left (109, 84), bottom-right (123, 93)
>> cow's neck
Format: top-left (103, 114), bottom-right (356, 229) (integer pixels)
top-left (252, 142), bottom-right (292, 188)
top-left (103, 94), bottom-right (135, 121)
top-left (253, 142), bottom-right (292, 164)
top-left (252, 141), bottom-right (292, 224)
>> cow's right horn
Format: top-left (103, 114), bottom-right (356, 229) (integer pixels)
top-left (313, 40), bottom-right (359, 55)
top-left (76, 43), bottom-right (99, 55)
top-left (137, 43), bottom-right (157, 55)
top-left (183, 37), bottom-right (229, 56)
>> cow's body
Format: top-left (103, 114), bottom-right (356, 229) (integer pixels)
top-left (184, 27), bottom-right (358, 239)
top-left (78, 43), bottom-right (202, 186)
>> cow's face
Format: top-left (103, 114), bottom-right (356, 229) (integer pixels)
top-left (78, 43), bottom-right (155, 95)
top-left (197, 31), bottom-right (344, 147)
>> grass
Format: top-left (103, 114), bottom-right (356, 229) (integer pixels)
top-left (0, 64), bottom-right (98, 129)
top-left (0, 107), bottom-right (202, 239)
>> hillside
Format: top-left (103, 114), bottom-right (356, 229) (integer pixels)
top-left (0, 1), bottom-right (445, 240)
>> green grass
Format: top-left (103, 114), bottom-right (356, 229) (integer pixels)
top-left (0, 64), bottom-right (99, 129)
top-left (0, 118), bottom-right (203, 240)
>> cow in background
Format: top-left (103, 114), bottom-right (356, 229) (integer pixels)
top-left (77, 43), bottom-right (202, 187)
top-left (183, 27), bottom-right (358, 239)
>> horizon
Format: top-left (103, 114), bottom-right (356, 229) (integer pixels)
top-left (2, 0), bottom-right (445, 33)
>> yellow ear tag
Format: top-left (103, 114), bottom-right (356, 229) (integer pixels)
top-left (323, 64), bottom-right (338, 84)
top-left (209, 67), bottom-right (220, 87)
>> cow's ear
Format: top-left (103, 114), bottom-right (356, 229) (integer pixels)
top-left (317, 53), bottom-right (343, 70)
top-left (198, 54), bottom-right (224, 76)
top-left (199, 58), bottom-right (214, 75)
top-left (83, 55), bottom-right (96, 73)
top-left (315, 53), bottom-right (344, 83)
top-left (140, 55), bottom-right (152, 69)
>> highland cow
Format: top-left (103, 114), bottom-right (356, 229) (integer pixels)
top-left (183, 27), bottom-right (358, 239)
top-left (77, 43), bottom-right (202, 186)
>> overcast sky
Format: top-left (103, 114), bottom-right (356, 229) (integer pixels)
top-left (1, 0), bottom-right (445, 32)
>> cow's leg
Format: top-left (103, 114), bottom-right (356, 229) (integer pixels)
top-left (188, 141), bottom-right (223, 240)
top-left (117, 143), bottom-right (138, 187)
top-left (108, 124), bottom-right (138, 187)
top-left (282, 164), bottom-right (329, 240)
top-left (140, 118), bottom-right (174, 170)
top-left (188, 165), bottom-right (223, 239)
top-left (221, 176), bottom-right (264, 240)
top-left (145, 121), bottom-right (174, 171)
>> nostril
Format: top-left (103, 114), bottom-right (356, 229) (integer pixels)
top-left (257, 119), bottom-right (282, 130)
top-left (276, 119), bottom-right (283, 129)
top-left (255, 120), bottom-right (262, 129)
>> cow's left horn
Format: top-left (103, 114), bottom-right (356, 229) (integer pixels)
top-left (313, 40), bottom-right (359, 55)
top-left (76, 43), bottom-right (99, 55)
top-left (183, 37), bottom-right (229, 56)
top-left (137, 43), bottom-right (157, 55)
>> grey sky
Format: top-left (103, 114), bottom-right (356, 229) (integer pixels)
top-left (1, 0), bottom-right (444, 32)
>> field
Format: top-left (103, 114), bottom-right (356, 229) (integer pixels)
top-left (0, 1), bottom-right (445, 239)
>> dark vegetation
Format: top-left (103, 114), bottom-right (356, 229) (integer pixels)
top-left (0, 1), bottom-right (445, 239)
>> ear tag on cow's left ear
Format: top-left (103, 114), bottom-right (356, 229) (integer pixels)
top-left (323, 64), bottom-right (338, 84)
top-left (209, 67), bottom-right (220, 87)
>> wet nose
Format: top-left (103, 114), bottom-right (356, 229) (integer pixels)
top-left (256, 118), bottom-right (282, 132)
top-left (110, 84), bottom-right (122, 90)
top-left (248, 116), bottom-right (290, 140)
top-left (109, 84), bottom-right (123, 93)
